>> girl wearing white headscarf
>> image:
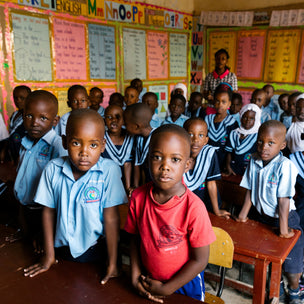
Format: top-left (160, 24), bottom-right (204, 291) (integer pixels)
top-left (286, 93), bottom-right (304, 153)
top-left (166, 83), bottom-right (188, 118)
top-left (224, 103), bottom-right (261, 176)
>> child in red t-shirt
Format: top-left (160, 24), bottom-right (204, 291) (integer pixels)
top-left (124, 124), bottom-right (215, 302)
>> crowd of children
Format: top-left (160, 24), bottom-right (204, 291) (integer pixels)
top-left (1, 73), bottom-right (304, 304)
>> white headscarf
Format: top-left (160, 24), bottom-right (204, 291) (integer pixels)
top-left (236, 103), bottom-right (261, 136)
top-left (173, 83), bottom-right (187, 100)
top-left (286, 93), bottom-right (304, 153)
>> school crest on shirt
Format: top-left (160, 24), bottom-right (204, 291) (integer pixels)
top-left (84, 187), bottom-right (101, 203)
top-left (198, 181), bottom-right (206, 190)
top-left (244, 153), bottom-right (252, 163)
top-left (220, 134), bottom-right (228, 144)
top-left (268, 173), bottom-right (278, 186)
top-left (39, 146), bottom-right (50, 157)
top-left (157, 225), bottom-right (183, 248)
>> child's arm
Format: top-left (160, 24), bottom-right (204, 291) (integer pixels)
top-left (278, 197), bottom-right (294, 238)
top-left (101, 205), bottom-right (120, 285)
top-left (130, 235), bottom-right (163, 303)
top-left (24, 206), bottom-right (57, 277)
top-left (141, 245), bottom-right (209, 298)
top-left (133, 165), bottom-right (141, 188)
top-left (223, 152), bottom-right (236, 176)
top-left (123, 162), bottom-right (132, 196)
top-left (207, 180), bottom-right (230, 219)
top-left (235, 189), bottom-right (252, 222)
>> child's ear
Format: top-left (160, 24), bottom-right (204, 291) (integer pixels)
top-left (62, 135), bottom-right (68, 150)
top-left (100, 138), bottom-right (106, 153)
top-left (280, 140), bottom-right (287, 150)
top-left (205, 136), bottom-right (209, 145)
top-left (53, 115), bottom-right (60, 127)
top-left (184, 158), bottom-right (191, 174)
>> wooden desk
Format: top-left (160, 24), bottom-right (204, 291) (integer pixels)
top-left (208, 213), bottom-right (301, 304)
top-left (0, 225), bottom-right (202, 304)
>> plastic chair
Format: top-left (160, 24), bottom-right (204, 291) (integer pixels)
top-left (204, 227), bottom-right (234, 304)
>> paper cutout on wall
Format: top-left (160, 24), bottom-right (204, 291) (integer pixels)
top-left (208, 31), bottom-right (237, 73)
top-left (102, 87), bottom-right (116, 108)
top-left (88, 24), bottom-right (116, 80)
top-left (147, 31), bottom-right (168, 79)
top-left (11, 13), bottom-right (52, 81)
top-left (148, 85), bottom-right (168, 119)
top-left (238, 89), bottom-right (252, 105)
top-left (264, 29), bottom-right (301, 83)
top-left (53, 18), bottom-right (87, 80)
top-left (169, 33), bottom-right (188, 78)
top-left (236, 30), bottom-right (266, 80)
top-left (123, 28), bottom-right (146, 80)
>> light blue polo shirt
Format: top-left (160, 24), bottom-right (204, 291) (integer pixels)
top-left (150, 113), bottom-right (162, 129)
top-left (34, 156), bottom-right (127, 258)
top-left (162, 114), bottom-right (188, 128)
top-left (14, 129), bottom-right (66, 205)
top-left (55, 111), bottom-right (71, 136)
top-left (240, 152), bottom-right (298, 218)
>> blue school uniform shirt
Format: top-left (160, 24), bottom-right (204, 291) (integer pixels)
top-left (240, 152), bottom-right (297, 218)
top-left (102, 131), bottom-right (134, 166)
top-left (231, 113), bottom-right (241, 126)
top-left (225, 130), bottom-right (257, 176)
top-left (184, 106), bottom-right (201, 118)
top-left (184, 145), bottom-right (221, 212)
top-left (282, 114), bottom-right (292, 130)
top-left (14, 129), bottom-right (66, 205)
top-left (263, 99), bottom-right (280, 121)
top-left (34, 156), bottom-right (127, 258)
top-left (97, 106), bottom-right (105, 118)
top-left (162, 114), bottom-right (188, 128)
top-left (55, 111), bottom-right (71, 136)
top-left (134, 129), bottom-right (155, 166)
top-left (150, 113), bottom-right (163, 129)
top-left (261, 108), bottom-right (271, 124)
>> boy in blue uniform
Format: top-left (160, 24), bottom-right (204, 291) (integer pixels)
top-left (236, 120), bottom-right (304, 304)
top-left (24, 109), bottom-right (126, 284)
top-left (123, 103), bottom-right (154, 191)
top-left (142, 92), bottom-right (162, 128)
top-left (89, 87), bottom-right (105, 118)
top-left (14, 90), bottom-right (66, 248)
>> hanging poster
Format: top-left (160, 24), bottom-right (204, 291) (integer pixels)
top-left (11, 12), bottom-right (52, 81)
top-left (88, 24), bottom-right (116, 80)
top-left (148, 85), bottom-right (168, 119)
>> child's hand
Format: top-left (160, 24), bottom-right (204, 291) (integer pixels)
top-left (222, 166), bottom-right (236, 177)
top-left (24, 256), bottom-right (57, 278)
top-left (234, 215), bottom-right (248, 223)
top-left (279, 228), bottom-right (294, 239)
top-left (127, 187), bottom-right (135, 198)
top-left (215, 209), bottom-right (231, 219)
top-left (140, 275), bottom-right (167, 298)
top-left (100, 264), bottom-right (120, 285)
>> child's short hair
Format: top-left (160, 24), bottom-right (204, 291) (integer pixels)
top-left (258, 120), bottom-right (286, 138)
top-left (130, 78), bottom-right (142, 87)
top-left (252, 88), bottom-right (265, 97)
top-left (215, 48), bottom-right (229, 59)
top-left (278, 93), bottom-right (289, 102)
top-left (262, 84), bottom-right (274, 92)
top-left (183, 117), bottom-right (206, 131)
top-left (124, 103), bottom-right (152, 127)
top-left (109, 92), bottom-right (124, 106)
top-left (68, 85), bottom-right (88, 101)
top-left (26, 90), bottom-right (58, 113)
top-left (142, 92), bottom-right (158, 102)
top-left (289, 92), bottom-right (302, 102)
top-left (125, 85), bottom-right (139, 94)
top-left (13, 85), bottom-right (31, 95)
top-left (90, 87), bottom-right (104, 97)
top-left (190, 92), bottom-right (203, 100)
top-left (150, 124), bottom-right (191, 153)
top-left (214, 83), bottom-right (233, 100)
top-left (170, 93), bottom-right (186, 105)
top-left (232, 92), bottom-right (243, 103)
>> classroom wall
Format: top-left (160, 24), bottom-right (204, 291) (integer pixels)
top-left (141, 0), bottom-right (194, 14)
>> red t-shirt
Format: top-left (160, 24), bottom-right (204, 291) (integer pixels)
top-left (124, 182), bottom-right (216, 281)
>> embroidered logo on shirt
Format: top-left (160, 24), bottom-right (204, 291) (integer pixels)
top-left (39, 146), bottom-right (50, 157)
top-left (84, 187), bottom-right (101, 203)
top-left (157, 225), bottom-right (183, 248)
top-left (13, 133), bottom-right (21, 143)
top-left (244, 153), bottom-right (252, 162)
top-left (268, 173), bottom-right (278, 185)
top-left (220, 135), bottom-right (228, 144)
top-left (198, 181), bottom-right (206, 190)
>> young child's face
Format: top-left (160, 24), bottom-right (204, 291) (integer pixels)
top-left (264, 86), bottom-right (274, 102)
top-left (214, 92), bottom-right (231, 115)
top-left (124, 88), bottom-right (139, 106)
top-left (68, 89), bottom-right (90, 111)
top-left (230, 98), bottom-right (242, 114)
top-left (296, 99), bottom-right (304, 122)
top-left (23, 99), bottom-right (57, 141)
top-left (65, 117), bottom-right (105, 179)
top-left (251, 91), bottom-right (266, 108)
top-left (169, 98), bottom-right (185, 120)
top-left (279, 95), bottom-right (289, 112)
top-left (257, 127), bottom-right (286, 165)
top-left (288, 96), bottom-right (298, 117)
top-left (142, 95), bottom-right (158, 114)
top-left (189, 95), bottom-right (202, 112)
top-left (175, 88), bottom-right (184, 96)
top-left (89, 90), bottom-right (103, 109)
top-left (109, 94), bottom-right (124, 108)
top-left (241, 110), bottom-right (255, 130)
top-left (13, 88), bottom-right (29, 110)
top-left (186, 121), bottom-right (209, 158)
top-left (105, 106), bottom-right (124, 135)
top-left (133, 80), bottom-right (143, 93)
top-left (149, 131), bottom-right (190, 193)
top-left (215, 52), bottom-right (227, 70)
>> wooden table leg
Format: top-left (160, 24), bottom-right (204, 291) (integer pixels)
top-left (269, 262), bottom-right (282, 302)
top-left (253, 259), bottom-right (268, 304)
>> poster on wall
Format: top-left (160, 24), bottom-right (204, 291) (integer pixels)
top-left (123, 28), bottom-right (147, 80)
top-left (88, 24), bottom-right (116, 80)
top-left (147, 31), bottom-right (168, 79)
top-left (53, 18), bottom-right (87, 81)
top-left (169, 33), bottom-right (188, 78)
top-left (11, 12), bottom-right (52, 81)
top-left (148, 85), bottom-right (168, 119)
